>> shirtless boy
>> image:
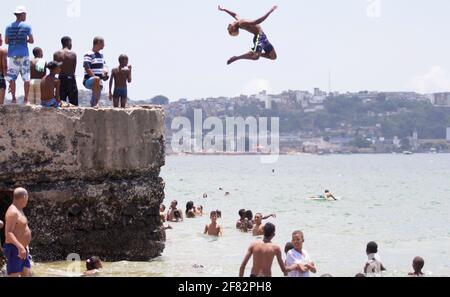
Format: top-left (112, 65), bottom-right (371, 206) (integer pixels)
top-left (219, 5), bottom-right (278, 65)
top-left (204, 211), bottom-right (223, 237)
top-left (0, 34), bottom-right (7, 105)
top-left (252, 213), bottom-right (277, 236)
top-left (29, 47), bottom-right (46, 105)
top-left (239, 223), bottom-right (287, 277)
top-left (40, 61), bottom-right (62, 108)
top-left (109, 54), bottom-right (132, 108)
top-left (54, 36), bottom-right (78, 106)
top-left (4, 188), bottom-right (32, 277)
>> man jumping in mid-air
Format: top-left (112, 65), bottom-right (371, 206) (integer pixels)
top-left (219, 5), bottom-right (278, 65)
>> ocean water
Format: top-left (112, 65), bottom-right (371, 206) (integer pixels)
top-left (31, 154), bottom-right (450, 277)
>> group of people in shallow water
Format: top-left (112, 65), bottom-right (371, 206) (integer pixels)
top-left (0, 186), bottom-right (428, 277)
top-left (157, 189), bottom-right (427, 277)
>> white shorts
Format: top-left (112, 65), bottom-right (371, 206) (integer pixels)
top-left (7, 56), bottom-right (31, 82)
top-left (29, 79), bottom-right (42, 105)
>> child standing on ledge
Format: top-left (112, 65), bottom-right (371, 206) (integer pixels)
top-left (109, 54), bottom-right (132, 108)
top-left (40, 61), bottom-right (62, 108)
top-left (29, 47), bottom-right (46, 105)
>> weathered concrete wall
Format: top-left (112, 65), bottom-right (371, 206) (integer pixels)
top-left (0, 105), bottom-right (166, 262)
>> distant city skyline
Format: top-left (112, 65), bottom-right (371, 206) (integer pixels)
top-left (1, 0), bottom-right (450, 101)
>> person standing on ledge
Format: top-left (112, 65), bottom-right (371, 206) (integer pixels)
top-left (0, 33), bottom-right (7, 105)
top-left (5, 6), bottom-right (34, 104)
top-left (4, 188), bottom-right (32, 277)
top-left (54, 36), bottom-right (78, 106)
top-left (109, 54), bottom-right (131, 108)
top-left (29, 47), bottom-right (46, 105)
top-left (83, 37), bottom-right (108, 108)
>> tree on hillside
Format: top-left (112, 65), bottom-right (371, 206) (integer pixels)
top-left (151, 95), bottom-right (170, 105)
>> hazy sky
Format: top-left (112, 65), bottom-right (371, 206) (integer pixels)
top-left (2, 0), bottom-right (450, 101)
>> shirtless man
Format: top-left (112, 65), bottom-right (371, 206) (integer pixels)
top-left (0, 34), bottom-right (7, 105)
top-left (4, 188), bottom-right (32, 277)
top-left (252, 213), bottom-right (267, 236)
top-left (109, 54), bottom-right (132, 108)
top-left (54, 36), bottom-right (78, 106)
top-left (40, 61), bottom-right (62, 108)
top-left (325, 190), bottom-right (337, 201)
top-left (29, 47), bottom-right (46, 105)
top-left (166, 200), bottom-right (184, 222)
top-left (204, 211), bottom-right (223, 237)
top-left (239, 223), bottom-right (287, 277)
top-left (219, 5), bottom-right (278, 65)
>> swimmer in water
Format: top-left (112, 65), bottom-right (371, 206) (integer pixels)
top-left (186, 201), bottom-right (197, 218)
top-left (204, 211), bottom-right (223, 237)
top-left (83, 256), bottom-right (102, 276)
top-left (324, 190), bottom-right (337, 201)
top-left (408, 257), bottom-right (425, 277)
top-left (160, 204), bottom-right (166, 223)
top-left (195, 205), bottom-right (204, 216)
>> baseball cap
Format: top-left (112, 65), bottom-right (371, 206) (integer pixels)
top-left (14, 6), bottom-right (27, 14)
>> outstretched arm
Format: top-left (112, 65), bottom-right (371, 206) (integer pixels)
top-left (218, 5), bottom-right (239, 20)
top-left (251, 6), bottom-right (278, 25)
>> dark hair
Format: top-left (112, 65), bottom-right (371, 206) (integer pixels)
top-left (413, 257), bottom-right (425, 271)
top-left (321, 274), bottom-right (333, 277)
top-left (245, 210), bottom-right (253, 221)
top-left (366, 241), bottom-right (378, 254)
top-left (61, 36), bottom-right (72, 47)
top-left (325, 190), bottom-right (330, 193)
top-left (32, 47), bottom-right (42, 58)
top-left (263, 223), bottom-right (276, 238)
top-left (160, 204), bottom-right (166, 211)
top-left (238, 209), bottom-right (246, 218)
top-left (47, 61), bottom-right (62, 71)
top-left (174, 210), bottom-right (182, 219)
top-left (186, 201), bottom-right (195, 215)
top-left (355, 273), bottom-right (366, 277)
top-left (210, 211), bottom-right (218, 217)
top-left (118, 54), bottom-right (128, 63)
top-left (93, 36), bottom-right (104, 46)
top-left (86, 256), bottom-right (102, 271)
top-left (216, 210), bottom-right (222, 218)
top-left (284, 242), bottom-right (294, 254)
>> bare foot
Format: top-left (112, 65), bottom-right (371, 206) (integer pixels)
top-left (227, 57), bottom-right (238, 65)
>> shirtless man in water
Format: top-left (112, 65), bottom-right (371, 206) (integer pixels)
top-left (252, 213), bottom-right (276, 236)
top-left (219, 5), bottom-right (278, 65)
top-left (239, 223), bottom-right (287, 277)
top-left (4, 188), bottom-right (32, 277)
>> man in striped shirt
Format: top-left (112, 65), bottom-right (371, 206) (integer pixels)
top-left (83, 37), bottom-right (108, 107)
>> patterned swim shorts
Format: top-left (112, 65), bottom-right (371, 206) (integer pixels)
top-left (7, 56), bottom-right (31, 82)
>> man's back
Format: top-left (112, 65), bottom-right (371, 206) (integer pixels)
top-left (6, 21), bottom-right (32, 57)
top-left (54, 49), bottom-right (77, 75)
top-left (250, 241), bottom-right (279, 277)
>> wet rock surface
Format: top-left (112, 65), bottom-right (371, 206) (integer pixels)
top-left (0, 105), bottom-right (166, 262)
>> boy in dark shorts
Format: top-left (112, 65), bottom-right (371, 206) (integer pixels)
top-left (40, 61), bottom-right (62, 108)
top-left (218, 5), bottom-right (278, 65)
top-left (109, 54), bottom-right (132, 108)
